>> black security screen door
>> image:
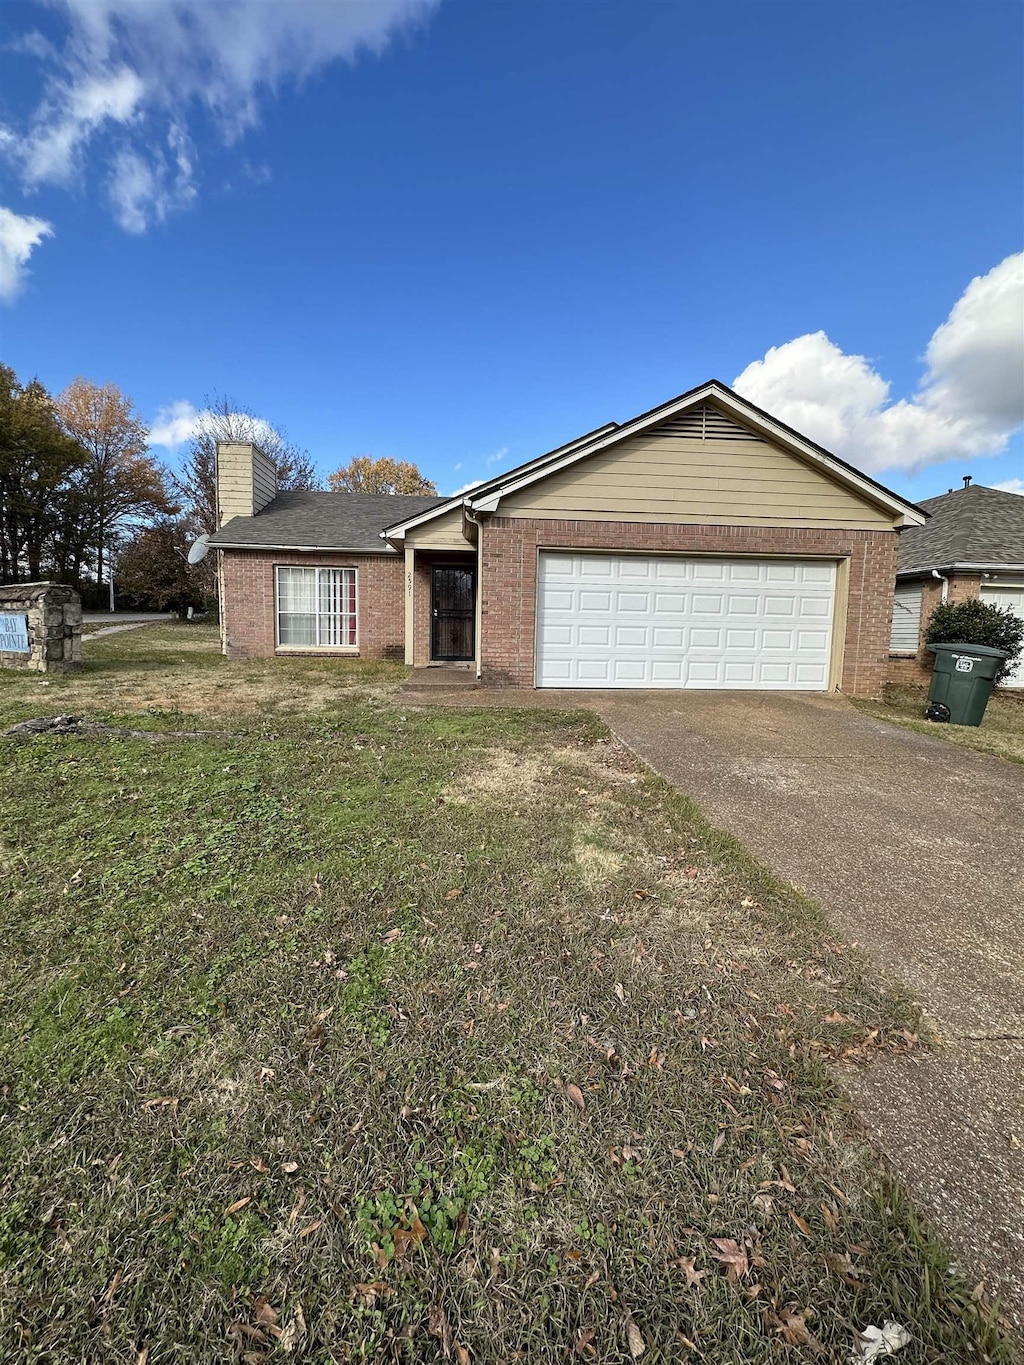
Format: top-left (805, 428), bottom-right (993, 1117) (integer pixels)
top-left (431, 564), bottom-right (476, 661)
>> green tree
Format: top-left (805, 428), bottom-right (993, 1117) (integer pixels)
top-left (0, 364), bottom-right (89, 582)
top-left (925, 597), bottom-right (1024, 686)
top-left (327, 455), bottom-right (436, 496)
top-left (116, 518), bottom-right (206, 616)
top-left (56, 377), bottom-right (174, 593)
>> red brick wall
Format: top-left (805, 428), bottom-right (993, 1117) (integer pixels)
top-left (220, 550), bottom-right (405, 659)
top-left (479, 517), bottom-right (900, 698)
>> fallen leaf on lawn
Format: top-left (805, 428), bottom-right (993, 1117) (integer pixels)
top-left (446, 888), bottom-right (462, 900)
top-left (711, 1130), bottom-right (726, 1156)
top-left (614, 982), bottom-right (627, 1004)
top-left (428, 1303), bottom-right (452, 1354)
top-left (848, 1320), bottom-right (912, 1362)
top-left (297, 1219), bottom-right (323, 1238)
top-left (824, 1253), bottom-right (864, 1288)
top-left (624, 1315), bottom-right (646, 1358)
top-left (253, 1300), bottom-right (280, 1328)
top-left (455, 1347), bottom-right (470, 1365)
top-left (574, 1327), bottom-right (597, 1357)
top-left (393, 1214), bottom-right (428, 1257)
top-left (710, 1237), bottom-right (748, 1283)
top-left (281, 1161), bottom-right (299, 1173)
top-left (675, 1257), bottom-right (706, 1288)
top-left (769, 1305), bottom-right (815, 1346)
top-left (276, 1305), bottom-right (306, 1353)
top-left (136, 1351), bottom-right (148, 1365)
top-left (824, 1011), bottom-right (849, 1025)
top-left (565, 1083), bottom-right (586, 1112)
top-left (224, 1197), bottom-right (251, 1216)
top-left (789, 1210), bottom-right (814, 1239)
top-left (382, 928), bottom-right (403, 943)
top-left (352, 1282), bottom-right (391, 1305)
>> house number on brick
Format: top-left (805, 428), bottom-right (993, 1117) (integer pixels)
top-left (0, 614), bottom-right (29, 652)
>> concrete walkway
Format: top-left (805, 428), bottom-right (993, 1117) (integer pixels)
top-left (409, 683), bottom-right (1024, 1334)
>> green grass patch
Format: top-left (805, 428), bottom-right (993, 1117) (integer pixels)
top-left (0, 632), bottom-right (1013, 1361)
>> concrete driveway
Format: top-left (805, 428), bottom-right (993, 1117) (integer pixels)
top-left (595, 690), bottom-right (1024, 1336)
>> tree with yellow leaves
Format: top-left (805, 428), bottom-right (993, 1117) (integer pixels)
top-left (328, 455), bottom-right (436, 496)
top-left (56, 377), bottom-right (174, 595)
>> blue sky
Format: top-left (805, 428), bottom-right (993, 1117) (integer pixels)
top-left (0, 0), bottom-right (1021, 502)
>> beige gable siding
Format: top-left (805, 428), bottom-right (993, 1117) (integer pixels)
top-left (499, 428), bottom-right (896, 530)
top-left (405, 505), bottom-right (473, 549)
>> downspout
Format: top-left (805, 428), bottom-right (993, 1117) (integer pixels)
top-left (464, 505), bottom-right (485, 681)
top-left (931, 569), bottom-right (949, 603)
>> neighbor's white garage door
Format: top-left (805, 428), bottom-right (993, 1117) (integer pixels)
top-left (980, 584), bottom-right (1024, 687)
top-left (536, 553), bottom-right (836, 689)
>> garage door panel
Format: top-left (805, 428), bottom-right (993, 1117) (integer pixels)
top-left (536, 553), bottom-right (836, 690)
top-left (980, 586), bottom-right (1024, 687)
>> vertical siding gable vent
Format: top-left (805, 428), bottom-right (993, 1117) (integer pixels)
top-left (653, 404), bottom-right (765, 442)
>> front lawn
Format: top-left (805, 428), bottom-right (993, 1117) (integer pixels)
top-left (0, 627), bottom-right (1011, 1361)
top-left (852, 683), bottom-right (1024, 764)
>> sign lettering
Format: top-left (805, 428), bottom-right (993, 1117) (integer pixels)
top-left (0, 613), bottom-right (29, 653)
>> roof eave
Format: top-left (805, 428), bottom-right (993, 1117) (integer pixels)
top-left (211, 541), bottom-right (398, 554)
top-left (898, 561), bottom-right (1024, 576)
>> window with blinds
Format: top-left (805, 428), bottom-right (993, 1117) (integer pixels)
top-left (889, 583), bottom-right (922, 654)
top-left (276, 567), bottom-right (357, 647)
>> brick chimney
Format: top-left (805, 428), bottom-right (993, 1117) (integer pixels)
top-left (216, 442), bottom-right (278, 527)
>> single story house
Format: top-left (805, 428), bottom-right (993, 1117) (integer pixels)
top-left (889, 478), bottom-right (1024, 687)
top-left (207, 380), bottom-right (927, 698)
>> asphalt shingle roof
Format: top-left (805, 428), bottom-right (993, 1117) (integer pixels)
top-left (897, 484), bottom-right (1024, 574)
top-left (207, 491), bottom-right (448, 553)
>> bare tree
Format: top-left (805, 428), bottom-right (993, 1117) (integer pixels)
top-left (172, 395), bottom-right (321, 538)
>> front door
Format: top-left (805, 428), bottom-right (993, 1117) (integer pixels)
top-left (431, 564), bottom-right (476, 661)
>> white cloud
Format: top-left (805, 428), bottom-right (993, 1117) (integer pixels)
top-left (485, 445), bottom-right (510, 466)
top-left (4, 0), bottom-right (439, 230)
top-left (149, 399), bottom-right (201, 448)
top-left (0, 205), bottom-right (53, 300)
top-left (993, 478), bottom-right (1024, 495)
top-left (450, 478), bottom-right (484, 496)
top-left (733, 253), bottom-right (1024, 475)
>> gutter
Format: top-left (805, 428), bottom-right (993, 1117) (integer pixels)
top-left (463, 506), bottom-right (486, 681)
top-left (210, 542), bottom-right (399, 555)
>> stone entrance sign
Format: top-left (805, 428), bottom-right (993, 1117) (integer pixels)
top-left (0, 582), bottom-right (82, 672)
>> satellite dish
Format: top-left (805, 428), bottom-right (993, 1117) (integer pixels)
top-left (187, 534), bottom-right (211, 564)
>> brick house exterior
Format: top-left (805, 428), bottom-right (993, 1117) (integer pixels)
top-left (208, 381), bottom-right (926, 699)
top-left (887, 482), bottom-right (1024, 688)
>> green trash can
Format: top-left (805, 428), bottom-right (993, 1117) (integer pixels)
top-left (926, 641), bottom-right (1006, 727)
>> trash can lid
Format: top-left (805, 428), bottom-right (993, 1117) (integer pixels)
top-left (927, 640), bottom-right (1008, 658)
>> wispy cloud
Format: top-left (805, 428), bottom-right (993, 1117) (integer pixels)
top-left (485, 445), bottom-right (510, 466)
top-left (734, 253), bottom-right (1024, 475)
top-left (450, 478), bottom-right (484, 496)
top-left (3, 0), bottom-right (440, 235)
top-left (0, 205), bottom-right (53, 300)
top-left (993, 478), bottom-right (1024, 495)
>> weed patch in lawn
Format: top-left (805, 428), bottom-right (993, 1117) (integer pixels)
top-left (0, 636), bottom-right (1013, 1362)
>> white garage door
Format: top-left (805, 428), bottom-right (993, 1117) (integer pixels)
top-left (980, 584), bottom-right (1024, 687)
top-left (536, 553), bottom-right (836, 690)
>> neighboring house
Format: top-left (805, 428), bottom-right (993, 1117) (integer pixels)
top-left (207, 381), bottom-right (926, 697)
top-left (889, 479), bottom-right (1024, 687)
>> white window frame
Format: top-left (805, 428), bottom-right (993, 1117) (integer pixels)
top-left (274, 565), bottom-right (359, 650)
